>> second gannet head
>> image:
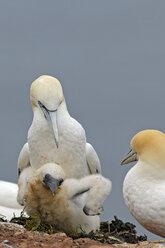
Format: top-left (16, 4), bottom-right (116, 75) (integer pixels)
top-left (121, 129), bottom-right (165, 168)
top-left (30, 75), bottom-right (65, 148)
top-left (37, 163), bottom-right (65, 194)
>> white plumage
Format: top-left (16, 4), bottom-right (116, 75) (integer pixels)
top-left (18, 143), bottom-right (30, 174)
top-left (28, 75), bottom-right (101, 176)
top-left (24, 163), bottom-right (111, 234)
top-left (121, 129), bottom-right (165, 238)
top-left (18, 75), bottom-right (101, 204)
top-left (0, 181), bottom-right (23, 220)
top-left (0, 206), bottom-right (23, 220)
top-left (17, 166), bottom-right (33, 206)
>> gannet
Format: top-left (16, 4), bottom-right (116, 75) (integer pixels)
top-left (17, 75), bottom-right (101, 204)
top-left (24, 163), bottom-right (111, 234)
top-left (28, 75), bottom-right (101, 176)
top-left (0, 181), bottom-right (23, 220)
top-left (121, 129), bottom-right (165, 238)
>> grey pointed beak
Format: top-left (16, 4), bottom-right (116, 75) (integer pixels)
top-left (43, 174), bottom-right (63, 194)
top-left (38, 101), bottom-right (59, 148)
top-left (48, 111), bottom-right (59, 148)
top-left (121, 149), bottom-right (138, 165)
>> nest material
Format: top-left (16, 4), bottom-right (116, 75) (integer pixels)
top-left (1, 215), bottom-right (147, 244)
top-left (70, 216), bottom-right (147, 244)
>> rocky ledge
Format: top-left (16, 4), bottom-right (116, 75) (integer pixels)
top-left (0, 218), bottom-right (165, 248)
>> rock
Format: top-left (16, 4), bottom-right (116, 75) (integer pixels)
top-left (0, 221), bottom-right (25, 232)
top-left (0, 222), bottom-right (165, 248)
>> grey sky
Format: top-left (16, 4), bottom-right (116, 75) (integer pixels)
top-left (0, 0), bottom-right (165, 240)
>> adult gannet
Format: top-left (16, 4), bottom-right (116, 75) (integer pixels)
top-left (17, 75), bottom-right (101, 204)
top-left (0, 181), bottom-right (23, 220)
top-left (18, 76), bottom-right (101, 204)
top-left (28, 75), bottom-right (101, 176)
top-left (121, 129), bottom-right (165, 238)
top-left (24, 163), bottom-right (111, 234)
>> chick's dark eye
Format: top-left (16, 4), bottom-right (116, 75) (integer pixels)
top-left (58, 179), bottom-right (64, 186)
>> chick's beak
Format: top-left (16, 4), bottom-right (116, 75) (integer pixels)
top-left (43, 173), bottom-right (61, 194)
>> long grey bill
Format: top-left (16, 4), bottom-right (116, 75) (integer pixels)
top-left (48, 110), bottom-right (59, 148)
top-left (38, 101), bottom-right (59, 148)
top-left (121, 149), bottom-right (138, 165)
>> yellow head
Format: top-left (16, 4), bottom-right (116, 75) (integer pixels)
top-left (30, 75), bottom-right (64, 110)
top-left (121, 129), bottom-right (165, 168)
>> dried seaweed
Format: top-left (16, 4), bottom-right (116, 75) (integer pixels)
top-left (0, 217), bottom-right (7, 222)
top-left (8, 215), bottom-right (147, 244)
top-left (99, 216), bottom-right (147, 244)
top-left (69, 216), bottom-right (147, 244)
top-left (10, 215), bottom-right (59, 234)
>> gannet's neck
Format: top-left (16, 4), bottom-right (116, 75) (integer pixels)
top-left (133, 160), bottom-right (165, 180)
top-left (57, 100), bottom-right (71, 121)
